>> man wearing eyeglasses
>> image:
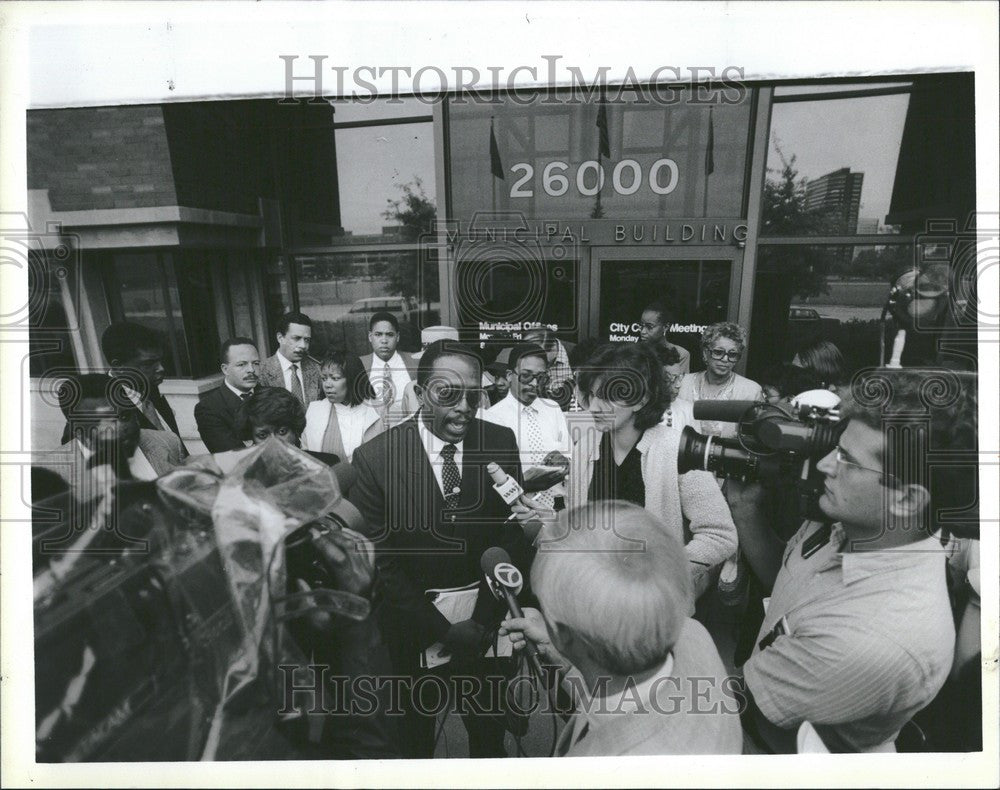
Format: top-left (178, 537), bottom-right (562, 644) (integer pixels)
top-left (740, 368), bottom-right (975, 754)
top-left (349, 339), bottom-right (544, 758)
top-left (483, 343), bottom-right (571, 509)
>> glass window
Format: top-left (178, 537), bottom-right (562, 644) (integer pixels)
top-left (454, 254), bottom-right (579, 350)
top-left (763, 76), bottom-right (976, 237)
top-left (28, 250), bottom-right (77, 377)
top-left (598, 258), bottom-right (732, 362)
top-left (291, 249), bottom-right (441, 358)
top-left (106, 251), bottom-right (220, 377)
top-left (747, 244), bottom-right (915, 380)
top-left (448, 88), bottom-right (752, 223)
top-left (764, 92), bottom-right (910, 236)
top-left (332, 120), bottom-right (436, 241)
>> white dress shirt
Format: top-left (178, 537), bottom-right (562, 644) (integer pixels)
top-left (415, 414), bottom-right (463, 497)
top-left (276, 351), bottom-right (306, 394)
top-left (302, 399), bottom-right (381, 461)
top-left (368, 351), bottom-right (412, 407)
top-left (483, 392), bottom-right (571, 470)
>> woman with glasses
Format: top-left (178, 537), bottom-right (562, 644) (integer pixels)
top-left (678, 322), bottom-right (763, 439)
top-left (302, 351), bottom-right (384, 462)
top-left (567, 342), bottom-right (737, 601)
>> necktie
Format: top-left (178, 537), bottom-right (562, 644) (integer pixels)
top-left (290, 363), bottom-right (305, 404)
top-left (239, 391), bottom-right (252, 401)
top-left (377, 361), bottom-right (392, 405)
top-left (321, 405), bottom-right (347, 460)
top-left (440, 443), bottom-right (461, 509)
top-left (523, 405), bottom-right (555, 509)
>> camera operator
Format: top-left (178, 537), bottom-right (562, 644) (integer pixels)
top-left (740, 368), bottom-right (976, 753)
top-left (499, 500), bottom-right (742, 756)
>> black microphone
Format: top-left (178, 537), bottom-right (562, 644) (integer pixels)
top-left (692, 399), bottom-right (760, 423)
top-left (480, 547), bottom-right (545, 679)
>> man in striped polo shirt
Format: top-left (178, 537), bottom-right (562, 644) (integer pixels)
top-left (741, 368), bottom-right (976, 753)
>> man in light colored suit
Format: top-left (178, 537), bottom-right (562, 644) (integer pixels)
top-left (500, 500), bottom-right (743, 756)
top-left (259, 311), bottom-right (322, 404)
top-left (360, 311), bottom-right (417, 425)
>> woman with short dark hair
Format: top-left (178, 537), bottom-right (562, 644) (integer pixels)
top-left (568, 342), bottom-right (737, 598)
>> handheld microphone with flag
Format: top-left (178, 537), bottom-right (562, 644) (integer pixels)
top-left (480, 547), bottom-right (545, 680)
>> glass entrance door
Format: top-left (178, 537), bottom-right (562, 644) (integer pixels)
top-left (591, 247), bottom-right (743, 366)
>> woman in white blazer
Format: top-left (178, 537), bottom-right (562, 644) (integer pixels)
top-left (566, 342), bottom-right (737, 599)
top-left (302, 351), bottom-right (383, 462)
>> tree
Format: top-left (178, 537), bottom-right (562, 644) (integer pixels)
top-left (379, 178), bottom-right (439, 313)
top-left (749, 140), bottom-right (838, 376)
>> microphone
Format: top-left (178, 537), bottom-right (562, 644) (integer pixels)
top-left (692, 399), bottom-right (760, 423)
top-left (487, 462), bottom-right (524, 505)
top-left (481, 547), bottom-right (545, 679)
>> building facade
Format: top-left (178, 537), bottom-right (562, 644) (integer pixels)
top-left (27, 74), bottom-right (978, 452)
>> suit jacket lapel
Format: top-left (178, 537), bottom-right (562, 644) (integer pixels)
top-left (458, 420), bottom-right (486, 513)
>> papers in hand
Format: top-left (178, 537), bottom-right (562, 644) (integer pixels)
top-left (421, 582), bottom-right (513, 669)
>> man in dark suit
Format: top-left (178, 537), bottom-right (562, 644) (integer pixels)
top-left (259, 311), bottom-right (322, 404)
top-left (349, 340), bottom-right (543, 758)
top-left (194, 337), bottom-right (261, 452)
top-left (84, 322), bottom-right (187, 456)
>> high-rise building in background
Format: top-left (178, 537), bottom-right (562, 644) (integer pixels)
top-left (804, 167), bottom-right (865, 234)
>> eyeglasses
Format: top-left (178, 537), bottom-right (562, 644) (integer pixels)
top-left (428, 385), bottom-right (487, 408)
top-left (708, 348), bottom-right (742, 362)
top-left (515, 370), bottom-right (550, 385)
top-left (833, 446), bottom-right (898, 486)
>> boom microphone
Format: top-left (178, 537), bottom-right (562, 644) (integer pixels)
top-left (480, 547), bottom-right (545, 679)
top-left (692, 399), bottom-right (761, 423)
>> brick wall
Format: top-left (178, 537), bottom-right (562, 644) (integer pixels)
top-left (27, 106), bottom-right (178, 210)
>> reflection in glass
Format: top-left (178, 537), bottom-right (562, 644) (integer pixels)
top-left (454, 256), bottom-right (578, 349)
top-left (599, 259), bottom-right (731, 364)
top-left (449, 89), bottom-right (751, 222)
top-left (763, 92), bottom-right (911, 235)
top-left (332, 123), bottom-right (435, 239)
top-left (747, 244), bottom-right (914, 380)
top-left (292, 250), bottom-right (441, 359)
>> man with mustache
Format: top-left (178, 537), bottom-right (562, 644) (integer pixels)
top-left (483, 343), bottom-right (570, 509)
top-left (194, 337), bottom-right (262, 452)
top-left (349, 339), bottom-right (543, 758)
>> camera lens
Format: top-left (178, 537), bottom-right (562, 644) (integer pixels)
top-left (678, 426), bottom-right (758, 481)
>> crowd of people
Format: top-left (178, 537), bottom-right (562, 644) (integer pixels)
top-left (33, 299), bottom-right (982, 759)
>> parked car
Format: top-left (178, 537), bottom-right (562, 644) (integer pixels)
top-left (347, 295), bottom-right (418, 322)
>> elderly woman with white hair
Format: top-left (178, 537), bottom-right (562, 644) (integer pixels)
top-left (499, 501), bottom-right (743, 756)
top-left (677, 321), bottom-right (762, 439)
